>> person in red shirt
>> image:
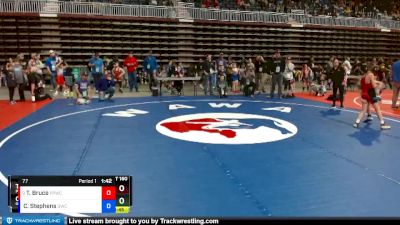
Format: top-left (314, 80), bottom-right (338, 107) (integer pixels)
top-left (124, 51), bottom-right (139, 92)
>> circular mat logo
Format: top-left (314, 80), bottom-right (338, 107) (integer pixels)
top-left (156, 113), bottom-right (298, 144)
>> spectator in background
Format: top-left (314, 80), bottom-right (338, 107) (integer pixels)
top-left (215, 53), bottom-right (227, 88)
top-left (214, 0), bottom-right (220, 9)
top-left (55, 60), bottom-right (67, 97)
top-left (107, 56), bottom-right (119, 72)
top-left (98, 72), bottom-right (116, 101)
top-left (270, 49), bottom-right (285, 99)
top-left (143, 50), bottom-right (158, 91)
top-left (64, 62), bottom-right (74, 98)
top-left (374, 63), bottom-right (387, 86)
top-left (328, 58), bottom-right (346, 108)
top-left (202, 54), bottom-right (214, 95)
top-left (283, 56), bottom-right (295, 98)
top-left (88, 52), bottom-right (104, 92)
top-left (243, 58), bottom-right (256, 97)
top-left (45, 50), bottom-right (57, 91)
top-left (33, 78), bottom-right (52, 102)
top-left (308, 56), bottom-right (317, 81)
top-left (124, 51), bottom-right (139, 92)
top-left (315, 64), bottom-right (327, 96)
top-left (4, 59), bottom-right (17, 105)
top-left (325, 56), bottom-right (335, 76)
top-left (254, 55), bottom-right (264, 94)
top-left (166, 60), bottom-right (176, 78)
top-left (301, 64), bottom-right (313, 92)
top-left (352, 58), bottom-right (363, 75)
top-left (259, 56), bottom-right (271, 94)
top-left (391, 59), bottom-right (400, 109)
top-left (196, 58), bottom-right (204, 89)
top-left (75, 73), bottom-right (92, 105)
top-left (173, 62), bottom-right (184, 95)
top-left (342, 56), bottom-right (352, 85)
top-left (11, 56), bottom-right (26, 102)
top-left (28, 53), bottom-right (44, 102)
top-left (112, 62), bottom-right (125, 93)
top-left (226, 56), bottom-right (235, 89)
top-left (216, 53), bottom-right (227, 72)
top-left (150, 0), bottom-right (158, 5)
top-left (203, 0), bottom-right (211, 8)
top-left (231, 63), bottom-right (240, 93)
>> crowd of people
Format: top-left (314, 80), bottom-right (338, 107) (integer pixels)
top-left (71, 0), bottom-right (174, 7)
top-left (192, 0), bottom-right (398, 20)
top-left (1, 49), bottom-right (399, 130)
top-left (62, 0), bottom-right (400, 21)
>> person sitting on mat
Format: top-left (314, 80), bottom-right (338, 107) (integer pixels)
top-left (33, 77), bottom-right (52, 102)
top-left (98, 72), bottom-right (116, 101)
top-left (353, 66), bottom-right (390, 130)
top-left (75, 73), bottom-right (92, 105)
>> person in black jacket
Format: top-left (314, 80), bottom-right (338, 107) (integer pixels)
top-left (328, 58), bottom-right (346, 108)
top-left (98, 72), bottom-right (116, 101)
top-left (270, 49), bottom-right (285, 99)
top-left (202, 54), bottom-right (214, 95)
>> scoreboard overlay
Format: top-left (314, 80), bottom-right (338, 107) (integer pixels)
top-left (8, 176), bottom-right (132, 214)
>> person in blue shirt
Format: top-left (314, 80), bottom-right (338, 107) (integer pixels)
top-left (143, 50), bottom-right (158, 90)
top-left (98, 72), bottom-right (116, 101)
top-left (45, 50), bottom-right (57, 90)
top-left (88, 52), bottom-right (104, 91)
top-left (392, 59), bottom-right (400, 109)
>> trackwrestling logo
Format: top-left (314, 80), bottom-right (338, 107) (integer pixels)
top-left (156, 113), bottom-right (298, 144)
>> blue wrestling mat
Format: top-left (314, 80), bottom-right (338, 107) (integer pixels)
top-left (1, 96), bottom-right (400, 217)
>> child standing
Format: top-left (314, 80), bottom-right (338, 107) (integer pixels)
top-left (63, 63), bottom-right (74, 98)
top-left (231, 63), bottom-right (239, 93)
top-left (302, 64), bottom-right (313, 92)
top-left (112, 62), bottom-right (125, 93)
top-left (55, 60), bottom-right (66, 96)
top-left (4, 61), bottom-right (17, 104)
top-left (218, 72), bottom-right (228, 98)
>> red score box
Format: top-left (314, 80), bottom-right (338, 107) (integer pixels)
top-left (102, 186), bottom-right (116, 200)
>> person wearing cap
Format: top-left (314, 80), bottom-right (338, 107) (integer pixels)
top-left (45, 50), bottom-right (57, 90)
top-left (88, 52), bottom-right (104, 92)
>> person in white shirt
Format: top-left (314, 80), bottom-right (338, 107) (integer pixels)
top-left (283, 57), bottom-right (295, 98)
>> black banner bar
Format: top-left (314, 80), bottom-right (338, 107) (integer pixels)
top-left (9, 176), bottom-right (131, 186)
top-left (65, 217), bottom-right (400, 225)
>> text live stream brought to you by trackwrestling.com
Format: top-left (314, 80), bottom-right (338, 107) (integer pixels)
top-left (0, 217), bottom-right (224, 225)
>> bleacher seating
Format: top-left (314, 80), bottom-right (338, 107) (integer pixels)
top-left (1, 11), bottom-right (400, 69)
